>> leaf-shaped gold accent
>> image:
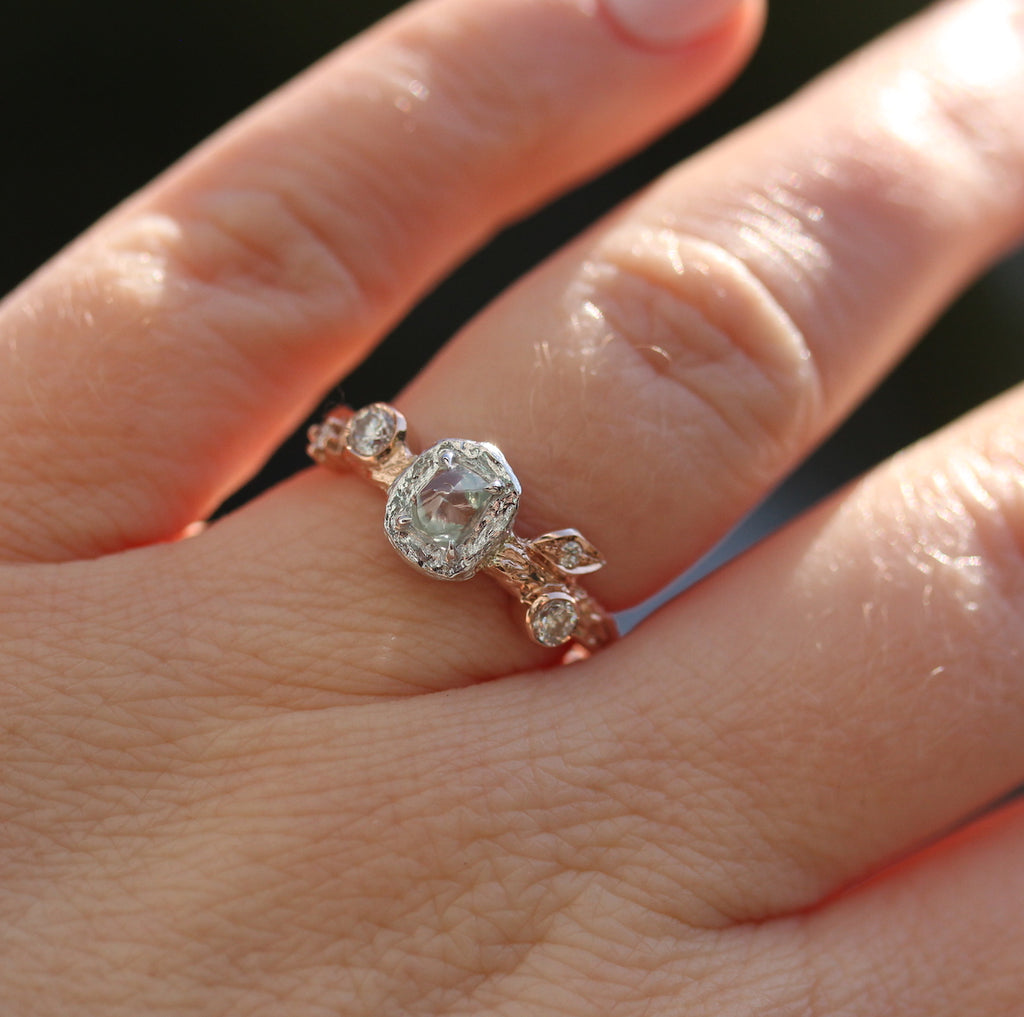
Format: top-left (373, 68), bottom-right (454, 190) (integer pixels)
top-left (529, 529), bottom-right (604, 576)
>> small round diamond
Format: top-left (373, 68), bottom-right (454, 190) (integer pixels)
top-left (347, 404), bottom-right (397, 458)
top-left (529, 595), bottom-right (579, 648)
top-left (559, 539), bottom-right (584, 570)
top-left (308, 418), bottom-right (346, 460)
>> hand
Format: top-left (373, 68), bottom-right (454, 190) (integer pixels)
top-left (1, 0), bottom-right (1022, 1012)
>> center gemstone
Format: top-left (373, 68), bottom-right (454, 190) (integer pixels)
top-left (414, 467), bottom-right (492, 544)
top-left (384, 439), bottom-right (521, 580)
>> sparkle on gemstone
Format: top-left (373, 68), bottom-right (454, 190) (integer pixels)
top-left (529, 596), bottom-right (579, 647)
top-left (384, 439), bottom-right (521, 580)
top-left (559, 539), bottom-right (584, 570)
top-left (347, 404), bottom-right (397, 458)
top-left (309, 419), bottom-right (346, 459)
top-left (415, 467), bottom-right (492, 543)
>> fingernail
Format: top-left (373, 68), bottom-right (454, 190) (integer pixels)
top-left (602, 0), bottom-right (743, 46)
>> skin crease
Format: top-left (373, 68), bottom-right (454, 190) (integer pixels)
top-left (0, 0), bottom-right (1023, 1015)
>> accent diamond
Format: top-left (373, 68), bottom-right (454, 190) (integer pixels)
top-left (347, 404), bottom-right (397, 458)
top-left (529, 529), bottom-right (605, 575)
top-left (529, 595), bottom-right (579, 648)
top-left (384, 439), bottom-right (521, 580)
top-left (559, 539), bottom-right (584, 570)
top-left (307, 417), bottom-right (346, 461)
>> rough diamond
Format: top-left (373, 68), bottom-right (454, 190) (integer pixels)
top-left (384, 439), bottom-right (521, 580)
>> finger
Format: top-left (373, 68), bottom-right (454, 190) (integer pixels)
top-left (199, 0), bottom-right (1024, 695)
top-left (798, 799), bottom-right (1024, 1016)
top-left (0, 0), bottom-right (762, 563)
top-left (579, 382), bottom-right (1024, 924)
top-left (387, 0), bottom-right (1024, 609)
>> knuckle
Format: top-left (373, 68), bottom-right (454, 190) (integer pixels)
top-left (159, 6), bottom-right (598, 334)
top-left (576, 226), bottom-right (823, 482)
top-left (164, 179), bottom-right (377, 331)
top-left (385, 29), bottom-right (548, 180)
top-left (862, 425), bottom-right (1024, 679)
top-left (381, 6), bottom-right (617, 201)
top-left (866, 2), bottom-right (1024, 216)
top-left (943, 439), bottom-right (1024, 624)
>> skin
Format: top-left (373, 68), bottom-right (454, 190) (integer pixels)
top-left (0, 0), bottom-right (1023, 1012)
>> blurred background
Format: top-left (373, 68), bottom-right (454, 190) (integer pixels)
top-left (3, 0), bottom-right (1022, 609)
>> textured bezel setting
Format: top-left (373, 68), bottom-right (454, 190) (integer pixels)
top-left (384, 439), bottom-right (522, 580)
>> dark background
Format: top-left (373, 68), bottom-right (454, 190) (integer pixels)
top-left (3, 0), bottom-right (1022, 602)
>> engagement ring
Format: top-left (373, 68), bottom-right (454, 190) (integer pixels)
top-left (308, 403), bottom-right (617, 652)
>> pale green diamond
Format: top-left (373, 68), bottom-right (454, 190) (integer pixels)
top-left (414, 467), bottom-right (492, 545)
top-left (385, 439), bottom-right (521, 580)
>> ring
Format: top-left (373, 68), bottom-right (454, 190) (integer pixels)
top-left (307, 403), bottom-right (617, 652)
